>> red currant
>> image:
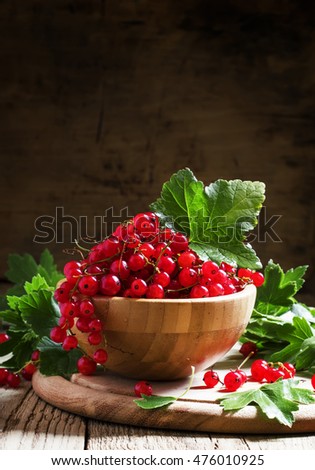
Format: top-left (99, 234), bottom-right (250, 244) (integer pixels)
top-left (311, 374), bottom-right (315, 390)
top-left (131, 279), bottom-right (148, 297)
top-left (62, 336), bottom-right (79, 351)
top-left (239, 341), bottom-right (258, 357)
top-left (110, 259), bottom-right (130, 280)
top-left (178, 251), bottom-right (196, 268)
top-left (76, 317), bottom-right (91, 333)
top-left (134, 380), bottom-right (153, 397)
top-left (31, 350), bottom-right (40, 362)
top-left (251, 271), bottom-right (265, 287)
top-left (207, 282), bottom-right (224, 297)
top-left (224, 370), bottom-right (244, 391)
top-left (88, 332), bottom-right (102, 346)
top-left (54, 282), bottom-right (71, 303)
top-left (146, 283), bottom-right (165, 299)
top-left (157, 255), bottom-right (176, 275)
top-left (153, 271), bottom-right (170, 287)
top-left (190, 285), bottom-right (209, 298)
top-left (128, 253), bottom-right (146, 271)
top-left (251, 359), bottom-right (269, 382)
top-left (64, 261), bottom-right (82, 278)
top-left (0, 367), bottom-right (9, 386)
top-left (77, 356), bottom-right (97, 375)
top-left (169, 232), bottom-right (189, 253)
top-left (100, 274), bottom-right (121, 296)
top-left (266, 368), bottom-right (285, 383)
top-left (203, 370), bottom-right (220, 388)
top-left (88, 319), bottom-right (102, 332)
top-left (0, 333), bottom-right (10, 344)
top-left (79, 299), bottom-right (95, 317)
top-left (278, 362), bottom-right (296, 379)
top-left (50, 326), bottom-right (67, 343)
top-left (21, 363), bottom-right (37, 381)
top-left (60, 301), bottom-right (79, 319)
top-left (178, 267), bottom-right (198, 287)
top-left (6, 372), bottom-right (21, 388)
top-left (238, 268), bottom-right (253, 279)
top-left (78, 276), bottom-right (99, 296)
top-left (202, 261), bottom-right (219, 278)
top-left (93, 349), bottom-right (108, 364)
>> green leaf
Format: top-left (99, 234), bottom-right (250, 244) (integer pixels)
top-left (219, 379), bottom-right (315, 427)
top-left (38, 337), bottom-right (82, 377)
top-left (282, 265), bottom-right (308, 291)
top-left (295, 337), bottom-right (315, 370)
top-left (5, 253), bottom-right (39, 284)
top-left (255, 261), bottom-right (298, 314)
top-left (24, 274), bottom-right (51, 294)
top-left (269, 317), bottom-right (314, 364)
top-left (150, 168), bottom-right (265, 269)
top-left (0, 331), bottom-right (25, 358)
top-left (134, 395), bottom-right (177, 409)
top-left (12, 331), bottom-right (38, 369)
top-left (0, 309), bottom-right (28, 331)
top-left (18, 290), bottom-right (60, 338)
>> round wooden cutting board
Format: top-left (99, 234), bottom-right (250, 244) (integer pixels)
top-left (32, 349), bottom-right (315, 435)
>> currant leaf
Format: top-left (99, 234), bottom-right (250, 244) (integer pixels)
top-left (38, 337), bottom-right (82, 378)
top-left (219, 379), bottom-right (315, 427)
top-left (134, 395), bottom-right (177, 409)
top-left (18, 290), bottom-right (60, 338)
top-left (150, 168), bottom-right (265, 269)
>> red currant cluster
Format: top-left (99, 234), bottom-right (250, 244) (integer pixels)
top-left (51, 212), bottom-right (265, 375)
top-left (202, 353), bottom-right (297, 393)
top-left (0, 333), bottom-right (39, 389)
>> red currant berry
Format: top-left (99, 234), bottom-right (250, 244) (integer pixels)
top-left (60, 301), bottom-right (79, 319)
top-left (6, 372), bottom-right (21, 388)
top-left (153, 271), bottom-right (170, 287)
top-left (128, 253), bottom-right (147, 271)
top-left (78, 276), bottom-right (99, 296)
top-left (207, 282), bottom-right (224, 297)
top-left (21, 363), bottom-right (37, 381)
top-left (178, 267), bottom-right (198, 287)
top-left (139, 243), bottom-right (155, 259)
top-left (223, 282), bottom-right (237, 295)
top-left (65, 268), bottom-right (82, 286)
top-left (239, 341), bottom-right (258, 357)
top-left (110, 259), bottom-right (130, 280)
top-left (178, 251), bottom-right (197, 268)
top-left (54, 282), bottom-right (71, 303)
top-left (235, 369), bottom-right (247, 384)
top-left (86, 265), bottom-right (103, 275)
top-left (76, 317), bottom-right (91, 333)
top-left (50, 326), bottom-right (67, 343)
top-left (251, 359), bottom-right (269, 382)
top-left (312, 374), bottom-right (315, 390)
top-left (203, 370), bottom-right (220, 388)
top-left (102, 237), bottom-right (122, 258)
top-left (169, 232), bottom-right (189, 253)
top-left (131, 279), bottom-right (148, 297)
top-left (77, 356), bottom-right (97, 375)
top-left (220, 262), bottom-right (237, 274)
top-left (64, 261), bottom-right (82, 277)
top-left (31, 350), bottom-right (40, 362)
top-left (238, 268), bottom-right (253, 279)
top-left (266, 368), bottom-right (285, 383)
top-left (59, 316), bottom-right (74, 329)
top-left (88, 319), bottom-right (102, 332)
top-left (0, 367), bottom-right (9, 386)
top-left (157, 255), bottom-right (176, 275)
top-left (146, 283), bottom-right (165, 299)
top-left (278, 362), bottom-right (296, 379)
top-left (154, 242), bottom-right (173, 258)
top-left (62, 336), bottom-right (79, 351)
top-left (100, 274), bottom-right (121, 296)
top-left (190, 285), bottom-right (209, 298)
top-left (93, 349), bottom-right (108, 364)
top-left (0, 333), bottom-right (10, 344)
top-left (212, 269), bottom-right (228, 285)
top-left (251, 271), bottom-right (265, 287)
top-left (202, 261), bottom-right (219, 278)
top-left (79, 299), bottom-right (95, 317)
top-left (88, 332), bottom-right (102, 346)
top-left (224, 371), bottom-right (244, 391)
top-left (134, 380), bottom-right (153, 397)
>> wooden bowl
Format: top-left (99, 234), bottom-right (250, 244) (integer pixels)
top-left (73, 284), bottom-right (256, 381)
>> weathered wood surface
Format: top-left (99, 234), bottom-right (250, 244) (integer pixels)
top-left (0, 0), bottom-right (314, 292)
top-left (1, 384), bottom-right (315, 450)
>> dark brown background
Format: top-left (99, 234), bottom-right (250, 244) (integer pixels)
top-left (0, 0), bottom-right (314, 292)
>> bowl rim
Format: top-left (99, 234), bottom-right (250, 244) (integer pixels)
top-left (92, 283), bottom-right (256, 304)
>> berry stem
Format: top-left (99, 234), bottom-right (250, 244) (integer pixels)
top-left (238, 350), bottom-right (255, 370)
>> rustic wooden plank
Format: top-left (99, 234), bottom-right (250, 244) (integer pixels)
top-left (0, 385), bottom-right (85, 450)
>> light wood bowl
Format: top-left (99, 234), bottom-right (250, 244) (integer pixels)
top-left (73, 284), bottom-right (256, 381)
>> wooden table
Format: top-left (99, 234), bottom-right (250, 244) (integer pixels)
top-left (1, 380), bottom-right (315, 450)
